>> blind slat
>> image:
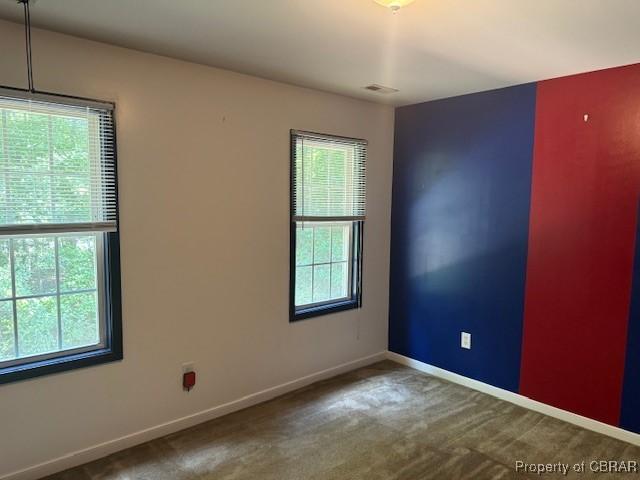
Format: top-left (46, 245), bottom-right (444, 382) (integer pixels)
top-left (0, 94), bottom-right (117, 234)
top-left (292, 131), bottom-right (366, 220)
top-left (292, 215), bottom-right (366, 222)
top-left (0, 222), bottom-right (116, 236)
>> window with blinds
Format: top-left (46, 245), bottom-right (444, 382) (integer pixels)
top-left (0, 95), bottom-right (116, 234)
top-left (290, 130), bottom-right (366, 321)
top-left (292, 131), bottom-right (366, 222)
top-left (0, 89), bottom-right (122, 384)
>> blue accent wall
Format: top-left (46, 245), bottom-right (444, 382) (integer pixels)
top-left (621, 203), bottom-right (640, 432)
top-left (388, 84), bottom-right (537, 392)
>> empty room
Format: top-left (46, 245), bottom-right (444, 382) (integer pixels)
top-left (1, 1), bottom-right (640, 478)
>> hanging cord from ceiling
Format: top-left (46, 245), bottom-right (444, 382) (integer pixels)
top-left (0, 0), bottom-right (113, 108)
top-left (18, 0), bottom-right (35, 92)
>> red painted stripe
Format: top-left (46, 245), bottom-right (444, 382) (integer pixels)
top-left (520, 64), bottom-right (640, 425)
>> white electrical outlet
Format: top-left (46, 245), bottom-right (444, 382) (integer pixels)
top-left (461, 332), bottom-right (471, 350)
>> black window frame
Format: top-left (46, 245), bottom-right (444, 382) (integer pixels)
top-left (289, 130), bottom-right (364, 322)
top-left (0, 88), bottom-right (123, 385)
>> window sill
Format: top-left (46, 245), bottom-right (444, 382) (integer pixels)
top-left (291, 299), bottom-right (360, 322)
top-left (0, 347), bottom-right (122, 385)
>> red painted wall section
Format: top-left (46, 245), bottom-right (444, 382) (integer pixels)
top-left (520, 64), bottom-right (640, 425)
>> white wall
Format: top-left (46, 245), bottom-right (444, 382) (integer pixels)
top-left (0, 20), bottom-right (394, 478)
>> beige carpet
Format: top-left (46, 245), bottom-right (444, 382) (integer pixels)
top-left (44, 361), bottom-right (640, 479)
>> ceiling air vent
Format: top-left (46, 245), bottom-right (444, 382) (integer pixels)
top-left (364, 84), bottom-right (399, 94)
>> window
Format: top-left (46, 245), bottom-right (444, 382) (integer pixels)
top-left (0, 89), bottom-right (121, 384)
top-left (290, 130), bottom-right (366, 321)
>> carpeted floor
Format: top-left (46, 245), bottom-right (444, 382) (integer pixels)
top-left (44, 361), bottom-right (640, 479)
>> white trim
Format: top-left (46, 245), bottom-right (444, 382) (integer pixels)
top-left (386, 351), bottom-right (640, 447)
top-left (1, 351), bottom-right (386, 480)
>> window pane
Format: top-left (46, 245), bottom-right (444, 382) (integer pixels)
top-left (50, 115), bottom-right (92, 223)
top-left (17, 296), bottom-right (58, 357)
top-left (61, 292), bottom-right (98, 349)
top-left (0, 239), bottom-right (11, 299)
top-left (6, 172), bottom-right (52, 224)
top-left (313, 226), bottom-right (331, 264)
top-left (52, 175), bottom-right (92, 223)
top-left (295, 266), bottom-right (312, 306)
top-left (295, 225), bottom-right (313, 266)
top-left (0, 300), bottom-right (15, 361)
top-left (294, 222), bottom-right (354, 309)
top-left (0, 111), bottom-right (3, 166)
top-left (331, 225), bottom-right (349, 262)
top-left (14, 237), bottom-right (57, 297)
top-left (5, 110), bottom-right (50, 172)
top-left (0, 234), bottom-right (103, 363)
top-left (331, 262), bottom-right (349, 299)
top-left (313, 265), bottom-right (331, 303)
top-left (293, 133), bottom-right (365, 219)
top-left (51, 115), bottom-right (90, 173)
top-left (0, 164), bottom-right (5, 226)
top-left (59, 235), bottom-right (97, 291)
top-left (1, 99), bottom-right (116, 229)
top-left (307, 148), bottom-right (329, 217)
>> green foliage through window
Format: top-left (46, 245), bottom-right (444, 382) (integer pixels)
top-left (295, 222), bottom-right (351, 307)
top-left (0, 107), bottom-right (93, 225)
top-left (0, 234), bottom-right (101, 362)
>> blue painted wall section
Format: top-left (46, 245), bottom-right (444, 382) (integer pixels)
top-left (388, 84), bottom-right (536, 392)
top-left (621, 202), bottom-right (640, 432)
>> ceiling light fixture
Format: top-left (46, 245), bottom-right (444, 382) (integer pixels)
top-left (374, 0), bottom-right (416, 13)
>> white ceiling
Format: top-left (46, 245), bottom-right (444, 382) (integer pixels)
top-left (1, 0), bottom-right (639, 106)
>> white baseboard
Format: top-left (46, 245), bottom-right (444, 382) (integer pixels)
top-left (2, 351), bottom-right (386, 480)
top-left (386, 351), bottom-right (640, 447)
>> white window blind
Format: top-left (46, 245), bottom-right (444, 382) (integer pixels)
top-left (0, 90), bottom-right (116, 235)
top-left (292, 130), bottom-right (366, 222)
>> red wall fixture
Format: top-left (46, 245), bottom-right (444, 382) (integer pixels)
top-left (520, 64), bottom-right (640, 425)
